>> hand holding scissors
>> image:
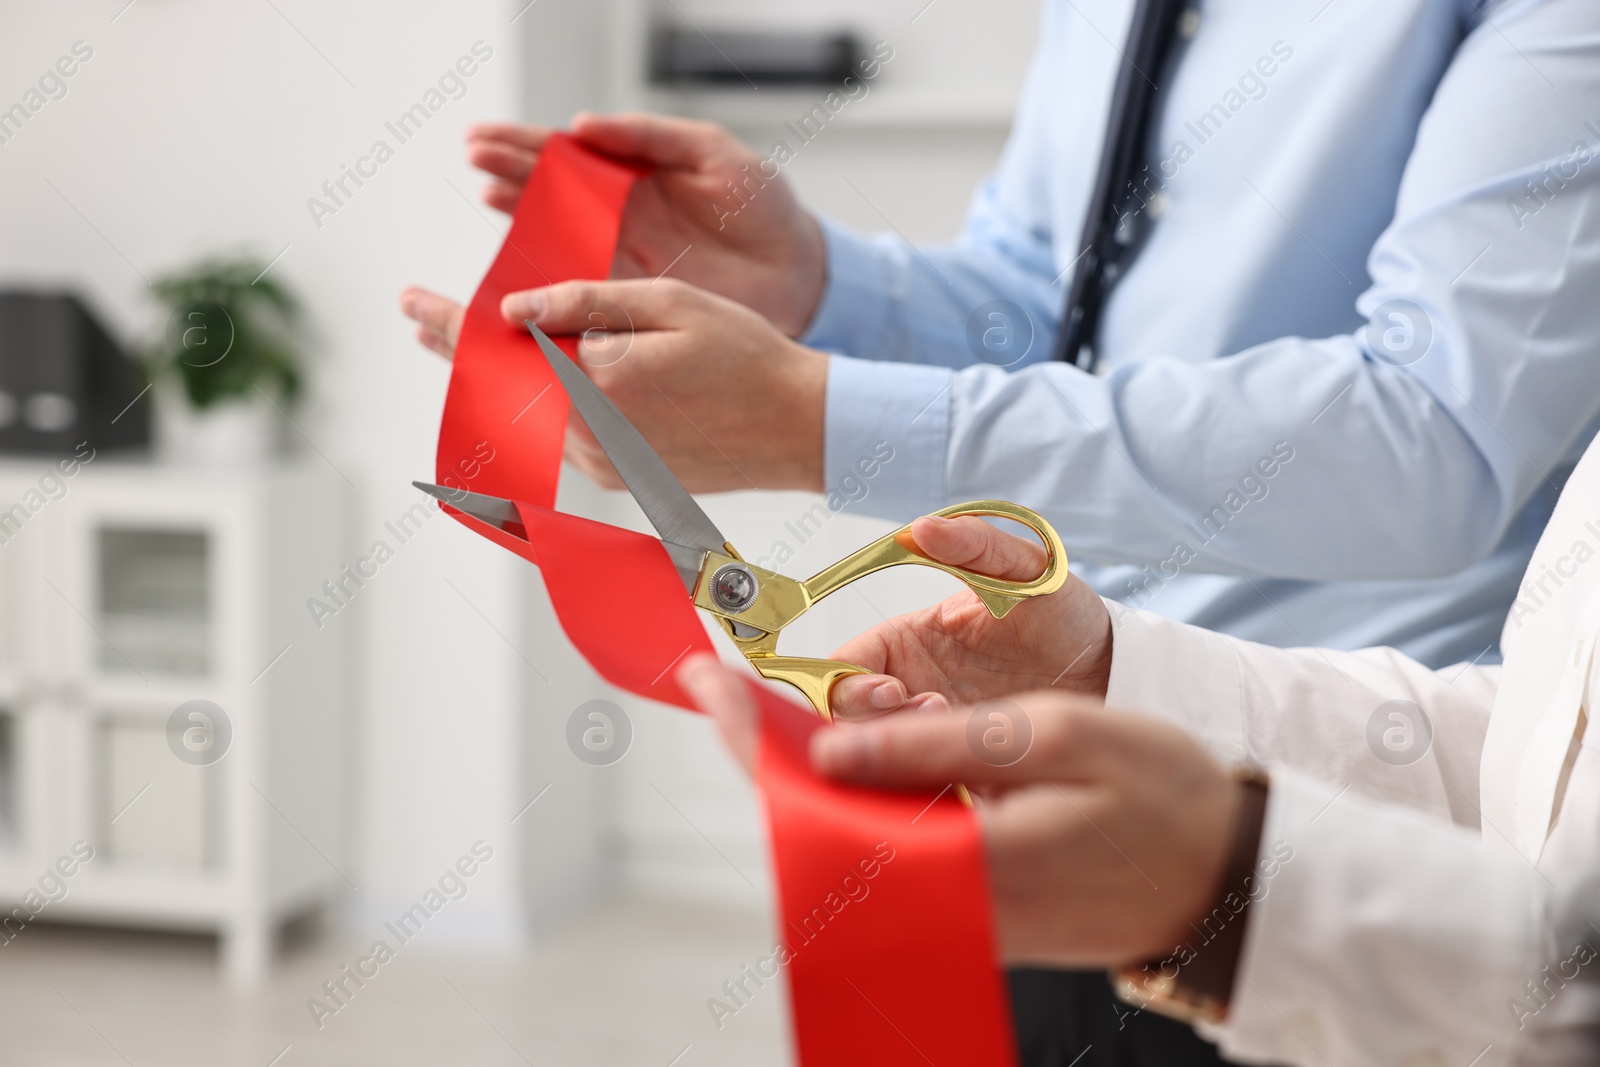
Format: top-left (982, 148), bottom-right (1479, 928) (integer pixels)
top-left (417, 323), bottom-right (1070, 724)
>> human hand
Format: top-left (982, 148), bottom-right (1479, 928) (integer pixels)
top-left (466, 113), bottom-right (826, 336)
top-left (504, 278), bottom-right (827, 493)
top-left (828, 514), bottom-right (1112, 720)
top-left (399, 286), bottom-right (463, 361)
top-left (398, 278), bottom-right (829, 493)
top-left (678, 656), bottom-right (1242, 967)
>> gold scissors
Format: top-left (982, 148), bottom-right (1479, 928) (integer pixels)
top-left (417, 322), bottom-right (1069, 723)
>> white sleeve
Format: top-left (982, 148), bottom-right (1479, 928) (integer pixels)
top-left (1102, 601), bottom-right (1498, 826)
top-left (1204, 767), bottom-right (1552, 1067)
top-left (1102, 603), bottom-right (1567, 1065)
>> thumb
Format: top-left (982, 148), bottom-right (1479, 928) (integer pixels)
top-left (907, 515), bottom-right (1047, 582)
top-left (502, 278), bottom-right (699, 335)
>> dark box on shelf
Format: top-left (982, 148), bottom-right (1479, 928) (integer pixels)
top-left (649, 27), bottom-right (862, 88)
top-left (0, 291), bottom-right (150, 455)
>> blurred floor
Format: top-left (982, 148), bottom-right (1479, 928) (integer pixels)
top-left (0, 898), bottom-right (789, 1066)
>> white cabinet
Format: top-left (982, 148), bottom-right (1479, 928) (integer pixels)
top-left (0, 458), bottom-right (345, 982)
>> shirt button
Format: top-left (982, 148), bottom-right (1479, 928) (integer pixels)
top-left (1177, 9), bottom-right (1202, 38)
top-left (1147, 192), bottom-right (1171, 219)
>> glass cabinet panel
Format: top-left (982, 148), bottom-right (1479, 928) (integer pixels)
top-left (96, 528), bottom-right (210, 676)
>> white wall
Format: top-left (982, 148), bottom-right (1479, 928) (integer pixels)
top-left (0, 0), bottom-right (558, 950)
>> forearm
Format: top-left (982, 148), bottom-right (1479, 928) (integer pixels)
top-left (826, 342), bottom-right (1522, 579)
top-left (802, 212), bottom-right (1060, 371)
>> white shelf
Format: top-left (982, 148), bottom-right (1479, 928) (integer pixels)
top-left (634, 86), bottom-right (1019, 130)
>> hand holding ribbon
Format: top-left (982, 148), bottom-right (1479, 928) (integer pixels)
top-left (418, 133), bottom-right (1018, 1066)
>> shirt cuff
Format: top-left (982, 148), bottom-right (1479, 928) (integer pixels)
top-left (1103, 601), bottom-right (1247, 765)
top-left (824, 355), bottom-right (951, 522)
top-left (1207, 765), bottom-right (1545, 1067)
top-left (801, 217), bottom-right (897, 359)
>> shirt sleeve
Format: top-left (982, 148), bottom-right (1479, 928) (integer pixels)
top-left (811, 0), bottom-right (1600, 580)
top-left (1206, 766), bottom-right (1551, 1067)
top-left (1102, 604), bottom-right (1559, 1065)
top-left (1103, 600), bottom-right (1497, 825)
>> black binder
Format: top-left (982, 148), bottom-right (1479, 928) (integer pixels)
top-left (0, 291), bottom-right (150, 455)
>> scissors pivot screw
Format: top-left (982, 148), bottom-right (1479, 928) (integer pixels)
top-left (710, 562), bottom-right (759, 614)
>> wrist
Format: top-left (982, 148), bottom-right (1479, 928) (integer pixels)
top-left (1111, 766), bottom-right (1270, 1025)
top-left (1054, 593), bottom-right (1115, 700)
top-left (1073, 620), bottom-right (1114, 699)
top-left (772, 341), bottom-right (828, 492)
top-left (778, 213), bottom-right (827, 338)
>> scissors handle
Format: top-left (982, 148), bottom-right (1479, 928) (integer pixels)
top-left (801, 500), bottom-right (1069, 619)
top-left (713, 499), bottom-right (1065, 760)
top-left (745, 657), bottom-right (867, 723)
top-left (747, 654), bottom-right (974, 807)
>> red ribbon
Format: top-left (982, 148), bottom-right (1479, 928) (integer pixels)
top-left (434, 133), bottom-right (1016, 1066)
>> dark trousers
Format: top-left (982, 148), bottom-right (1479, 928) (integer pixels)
top-left (1009, 968), bottom-right (1232, 1067)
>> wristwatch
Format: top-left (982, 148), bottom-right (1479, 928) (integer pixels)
top-left (1109, 765), bottom-right (1271, 1025)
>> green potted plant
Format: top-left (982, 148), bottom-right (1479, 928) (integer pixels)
top-left (145, 256), bottom-right (305, 464)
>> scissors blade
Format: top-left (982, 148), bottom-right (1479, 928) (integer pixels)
top-left (413, 481), bottom-right (521, 533)
top-left (412, 480), bottom-right (709, 595)
top-left (527, 321), bottom-right (730, 556)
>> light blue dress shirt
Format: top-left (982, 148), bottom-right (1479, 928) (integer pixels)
top-left (804, 0), bottom-right (1600, 668)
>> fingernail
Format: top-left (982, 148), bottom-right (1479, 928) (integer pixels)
top-left (507, 291), bottom-right (545, 320)
top-left (869, 678), bottom-right (906, 710)
top-left (923, 515), bottom-right (951, 527)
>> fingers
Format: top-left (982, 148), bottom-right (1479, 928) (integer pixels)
top-left (466, 124), bottom-right (552, 213)
top-left (466, 122), bottom-right (556, 154)
top-left (501, 277), bottom-right (704, 334)
top-left (471, 114), bottom-right (728, 171)
top-left (810, 691), bottom-right (1113, 788)
top-left (571, 110), bottom-right (728, 167)
top-left (908, 514), bottom-right (1048, 582)
top-left (677, 654), bottom-right (759, 775)
top-left (829, 674), bottom-right (910, 721)
top-left (414, 325), bottom-right (454, 360)
top-left (562, 423), bottom-right (625, 490)
top-left (399, 287), bottom-right (465, 360)
top-left (482, 180), bottom-right (523, 215)
top-left (466, 137), bottom-right (538, 184)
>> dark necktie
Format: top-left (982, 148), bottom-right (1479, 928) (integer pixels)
top-left (1053, 0), bottom-right (1188, 370)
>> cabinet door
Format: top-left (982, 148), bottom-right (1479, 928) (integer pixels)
top-left (98, 713), bottom-right (222, 870)
top-left (40, 476), bottom-right (243, 873)
top-left (0, 467), bottom-right (59, 872)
